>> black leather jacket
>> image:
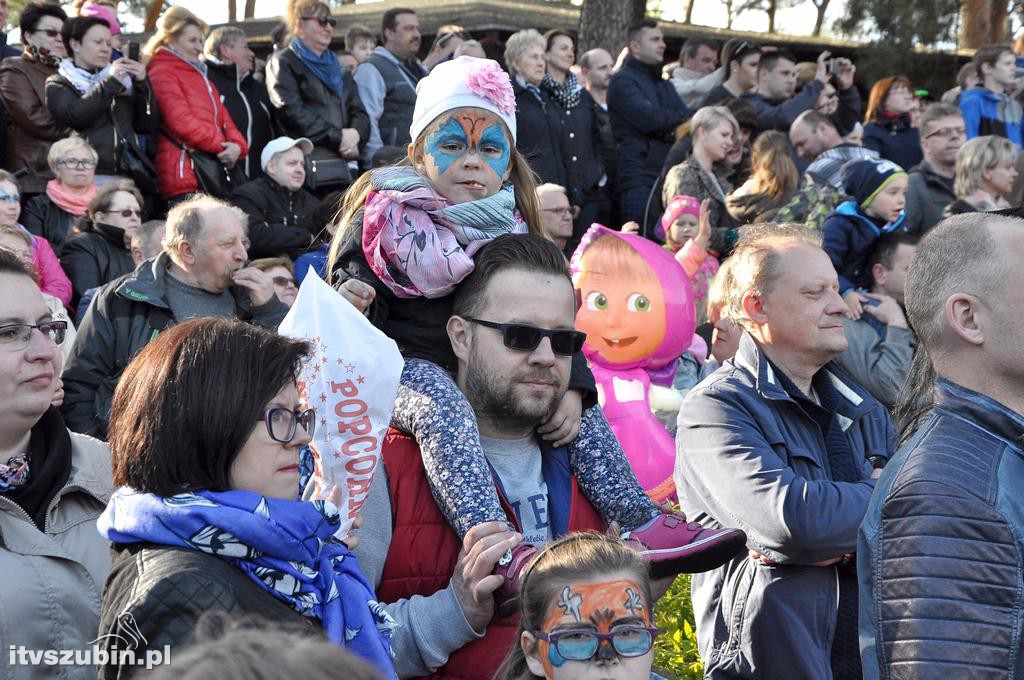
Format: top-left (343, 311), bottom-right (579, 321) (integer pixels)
top-left (59, 221), bottom-right (136, 308)
top-left (21, 194), bottom-right (76, 255)
top-left (231, 175), bottom-right (320, 258)
top-left (265, 46), bottom-right (369, 154)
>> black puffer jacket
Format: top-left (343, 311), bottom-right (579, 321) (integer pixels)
top-left (511, 79), bottom-right (574, 201)
top-left (265, 46), bottom-right (369, 156)
top-left (97, 543), bottom-right (319, 680)
top-left (205, 59), bottom-right (274, 180)
top-left (21, 193), bottom-right (77, 254)
top-left (231, 175), bottom-right (319, 258)
top-left (59, 221), bottom-right (136, 308)
top-left (62, 252), bottom-right (289, 438)
top-left (45, 73), bottom-right (159, 176)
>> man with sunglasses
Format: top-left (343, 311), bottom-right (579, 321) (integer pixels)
top-left (354, 7), bottom-right (427, 166)
top-left (0, 248), bottom-right (114, 680)
top-left (62, 195), bottom-right (288, 439)
top-left (905, 103), bottom-right (966, 236)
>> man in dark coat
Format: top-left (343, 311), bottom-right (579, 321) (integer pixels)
top-left (607, 18), bottom-right (690, 225)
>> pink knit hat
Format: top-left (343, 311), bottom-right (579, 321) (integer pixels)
top-left (658, 195), bottom-right (701, 241)
top-left (80, 3), bottom-right (122, 36)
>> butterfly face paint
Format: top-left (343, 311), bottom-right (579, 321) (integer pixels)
top-left (421, 107), bottom-right (512, 205)
top-left (536, 578), bottom-right (653, 678)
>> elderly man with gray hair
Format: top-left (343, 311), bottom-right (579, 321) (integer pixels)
top-left (203, 26), bottom-right (274, 180)
top-left (62, 195), bottom-right (288, 439)
top-left (676, 223), bottom-right (895, 680)
top-left (859, 213), bottom-right (1024, 678)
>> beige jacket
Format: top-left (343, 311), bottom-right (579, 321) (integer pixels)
top-left (0, 432), bottom-right (112, 680)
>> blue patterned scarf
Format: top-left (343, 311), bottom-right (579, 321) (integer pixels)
top-left (98, 487), bottom-right (396, 679)
top-left (290, 37), bottom-right (345, 99)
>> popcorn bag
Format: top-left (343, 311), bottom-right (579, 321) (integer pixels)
top-left (279, 270), bottom-right (403, 539)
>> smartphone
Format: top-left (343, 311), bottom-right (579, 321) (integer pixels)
top-left (827, 57), bottom-right (840, 74)
top-left (435, 32), bottom-right (457, 50)
top-left (127, 41), bottom-right (140, 62)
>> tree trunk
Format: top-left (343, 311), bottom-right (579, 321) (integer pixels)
top-left (244, 0), bottom-right (257, 19)
top-left (227, 0), bottom-right (236, 23)
top-left (724, 0), bottom-right (734, 29)
top-left (766, 0), bottom-right (776, 33)
top-left (684, 0), bottom-right (696, 24)
top-left (812, 0), bottom-right (830, 36)
top-left (578, 0), bottom-right (646, 58)
top-left (144, 0), bottom-right (163, 32)
top-left (961, 0), bottom-right (1006, 48)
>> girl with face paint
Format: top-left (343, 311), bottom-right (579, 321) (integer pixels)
top-left (328, 57), bottom-right (745, 630)
top-left (497, 533), bottom-right (670, 680)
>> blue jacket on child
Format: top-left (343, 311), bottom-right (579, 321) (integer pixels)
top-left (821, 200), bottom-right (905, 294)
top-left (959, 86), bottom-right (1023, 146)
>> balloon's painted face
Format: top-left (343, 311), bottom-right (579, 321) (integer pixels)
top-left (530, 577), bottom-right (655, 680)
top-left (575, 240), bottom-right (667, 365)
top-left (416, 107), bottom-right (512, 204)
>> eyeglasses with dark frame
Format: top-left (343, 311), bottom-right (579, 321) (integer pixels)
top-left (924, 126), bottom-right (967, 140)
top-left (465, 318), bottom-right (586, 356)
top-left (272, 276), bottom-right (298, 288)
top-left (110, 208), bottom-right (143, 218)
top-left (541, 206), bottom-right (573, 216)
top-left (32, 28), bottom-right (61, 38)
top-left (0, 321), bottom-right (68, 351)
top-left (259, 407), bottom-right (316, 443)
top-left (532, 625), bottom-right (660, 661)
top-left (302, 15), bottom-right (338, 28)
top-left (58, 158), bottom-right (97, 170)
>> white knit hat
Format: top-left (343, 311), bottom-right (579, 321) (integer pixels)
top-left (409, 56), bottom-right (518, 144)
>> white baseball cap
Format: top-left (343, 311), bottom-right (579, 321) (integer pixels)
top-left (261, 136), bottom-right (314, 172)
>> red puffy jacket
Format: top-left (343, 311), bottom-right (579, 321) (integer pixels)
top-left (376, 429), bottom-right (605, 680)
top-left (146, 48), bottom-right (248, 200)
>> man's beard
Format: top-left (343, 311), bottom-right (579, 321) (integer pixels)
top-left (463, 346), bottom-right (565, 433)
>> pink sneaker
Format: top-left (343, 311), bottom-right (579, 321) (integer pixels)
top-left (493, 542), bottom-right (539, 618)
top-left (622, 514), bottom-right (746, 578)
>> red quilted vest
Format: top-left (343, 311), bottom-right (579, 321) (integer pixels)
top-left (376, 428), bottom-right (605, 680)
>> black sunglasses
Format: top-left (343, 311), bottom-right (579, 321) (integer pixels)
top-left (272, 276), bottom-right (298, 288)
top-left (303, 15), bottom-right (337, 28)
top-left (32, 28), bottom-right (60, 38)
top-left (466, 318), bottom-right (585, 356)
top-left (114, 208), bottom-right (143, 218)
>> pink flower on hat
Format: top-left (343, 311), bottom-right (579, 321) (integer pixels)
top-left (466, 61), bottom-right (516, 116)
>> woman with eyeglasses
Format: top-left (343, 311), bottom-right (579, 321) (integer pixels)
top-left (144, 6), bottom-right (248, 206)
top-left (265, 0), bottom-right (368, 196)
top-left (250, 256), bottom-right (299, 307)
top-left (863, 76), bottom-right (923, 172)
top-left (0, 248), bottom-right (111, 680)
top-left (21, 135), bottom-right (99, 256)
top-left (59, 179), bottom-right (144, 307)
top-left (95, 318), bottom-right (397, 680)
top-left (0, 3), bottom-right (68, 198)
top-left (46, 16), bottom-right (158, 189)
top-left (497, 532), bottom-right (670, 680)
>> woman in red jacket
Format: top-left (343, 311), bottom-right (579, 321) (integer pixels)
top-left (143, 7), bottom-right (247, 204)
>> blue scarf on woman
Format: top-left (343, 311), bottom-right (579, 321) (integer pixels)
top-left (98, 487), bottom-right (396, 679)
top-left (290, 37), bottom-right (345, 98)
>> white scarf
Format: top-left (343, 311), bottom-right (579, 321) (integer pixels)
top-left (58, 58), bottom-right (132, 95)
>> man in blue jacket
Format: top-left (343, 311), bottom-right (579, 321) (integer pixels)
top-left (960, 43), bottom-right (1022, 146)
top-left (677, 224), bottom-right (895, 680)
top-left (859, 212), bottom-right (1024, 678)
top-left (607, 18), bottom-right (690, 226)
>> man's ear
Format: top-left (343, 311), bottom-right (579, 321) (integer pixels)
top-left (872, 262), bottom-right (887, 290)
top-left (945, 293), bottom-right (986, 347)
top-left (521, 632), bottom-right (547, 677)
top-left (176, 240), bottom-right (197, 267)
top-left (448, 315), bottom-right (472, 363)
top-left (741, 291), bottom-right (767, 327)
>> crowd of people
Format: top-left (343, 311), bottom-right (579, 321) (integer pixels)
top-left (4, 1), bottom-right (1024, 679)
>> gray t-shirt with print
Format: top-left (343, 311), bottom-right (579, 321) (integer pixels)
top-left (480, 434), bottom-right (552, 547)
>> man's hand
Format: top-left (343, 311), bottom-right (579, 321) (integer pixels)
top-left (835, 58), bottom-right (855, 90)
top-left (695, 198), bottom-right (713, 252)
top-left (451, 522), bottom-right (522, 632)
top-left (842, 290), bottom-right (864, 320)
top-left (50, 376), bottom-right (64, 408)
top-left (338, 278), bottom-right (376, 313)
top-left (339, 128), bottom-right (360, 159)
top-left (815, 50), bottom-right (832, 84)
top-left (218, 141), bottom-right (242, 168)
top-left (749, 549), bottom-right (844, 567)
top-left (539, 389), bottom-right (582, 448)
top-left (231, 266), bottom-right (276, 307)
top-left (862, 293), bottom-right (907, 328)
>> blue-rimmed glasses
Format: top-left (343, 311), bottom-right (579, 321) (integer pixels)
top-left (260, 407), bottom-right (316, 443)
top-left (0, 321), bottom-right (68, 351)
top-left (533, 625), bottom-right (659, 660)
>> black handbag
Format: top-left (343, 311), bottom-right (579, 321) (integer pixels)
top-left (305, 146), bottom-right (352, 192)
top-left (188, 148), bottom-right (247, 199)
top-left (110, 106), bottom-right (158, 195)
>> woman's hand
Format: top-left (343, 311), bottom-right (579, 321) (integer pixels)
top-left (538, 389), bottom-right (582, 448)
top-left (620, 221), bottom-right (641, 235)
top-left (111, 57), bottom-right (146, 82)
top-left (338, 278), bottom-right (376, 313)
top-left (339, 128), bottom-right (360, 159)
top-left (218, 142), bottom-right (242, 168)
top-left (842, 289), bottom-right (864, 320)
top-left (50, 376), bottom-right (64, 408)
top-left (695, 198), bottom-right (712, 251)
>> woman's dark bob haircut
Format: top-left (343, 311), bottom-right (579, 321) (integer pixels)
top-left (109, 318), bottom-right (312, 496)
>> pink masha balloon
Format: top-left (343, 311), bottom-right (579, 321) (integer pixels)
top-left (570, 225), bottom-right (696, 500)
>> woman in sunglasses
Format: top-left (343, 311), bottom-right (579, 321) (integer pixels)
top-left (96, 318), bottom-right (397, 680)
top-left (498, 532), bottom-right (669, 680)
top-left (59, 179), bottom-right (143, 307)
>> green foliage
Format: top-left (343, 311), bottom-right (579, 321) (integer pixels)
top-left (653, 574), bottom-right (704, 680)
top-left (834, 0), bottom-right (963, 49)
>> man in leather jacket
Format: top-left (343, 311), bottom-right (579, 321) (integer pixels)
top-left (859, 212), bottom-right (1024, 678)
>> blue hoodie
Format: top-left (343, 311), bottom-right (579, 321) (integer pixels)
top-left (959, 87), bottom-right (1023, 146)
top-left (821, 200), bottom-right (905, 293)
